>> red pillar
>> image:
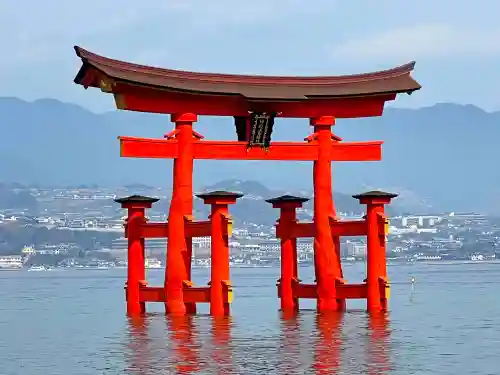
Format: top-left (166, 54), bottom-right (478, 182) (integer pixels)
top-left (139, 238), bottom-right (146, 282)
top-left (115, 195), bottom-right (159, 316)
top-left (197, 191), bottom-right (243, 316)
top-left (166, 113), bottom-right (198, 315)
top-left (266, 195), bottom-right (309, 312)
top-left (310, 116), bottom-right (343, 312)
top-left (330, 133), bottom-right (345, 311)
top-left (353, 191), bottom-right (398, 313)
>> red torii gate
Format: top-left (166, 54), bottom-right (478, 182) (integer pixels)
top-left (73, 46), bottom-right (420, 316)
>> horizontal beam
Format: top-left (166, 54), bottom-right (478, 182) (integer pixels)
top-left (138, 285), bottom-right (211, 303)
top-left (115, 88), bottom-right (395, 118)
top-left (194, 140), bottom-right (318, 161)
top-left (289, 282), bottom-right (369, 299)
top-left (128, 219), bottom-right (371, 240)
top-left (330, 142), bottom-right (382, 161)
top-left (135, 221), bottom-right (216, 239)
top-left (120, 136), bottom-right (178, 159)
top-left (277, 222), bottom-right (314, 238)
top-left (332, 221), bottom-right (367, 236)
top-left (276, 220), bottom-right (368, 238)
top-left (337, 284), bottom-right (368, 299)
top-left (125, 220), bottom-right (230, 238)
top-left (119, 137), bottom-right (382, 162)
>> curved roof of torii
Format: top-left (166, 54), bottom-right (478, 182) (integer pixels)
top-left (73, 46), bottom-right (421, 100)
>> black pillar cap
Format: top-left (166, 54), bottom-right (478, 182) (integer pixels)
top-left (265, 195), bottom-right (310, 204)
top-left (352, 191), bottom-right (398, 200)
top-left (195, 190), bottom-right (244, 200)
top-left (114, 195), bottom-right (160, 204)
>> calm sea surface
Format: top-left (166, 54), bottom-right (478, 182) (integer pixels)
top-left (1, 262), bottom-right (499, 374)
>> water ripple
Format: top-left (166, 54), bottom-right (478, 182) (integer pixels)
top-left (0, 263), bottom-right (499, 374)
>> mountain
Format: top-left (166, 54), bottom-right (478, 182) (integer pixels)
top-left (200, 179), bottom-right (380, 214)
top-left (0, 97), bottom-right (499, 213)
top-left (0, 183), bottom-right (39, 211)
top-left (193, 179), bottom-right (378, 225)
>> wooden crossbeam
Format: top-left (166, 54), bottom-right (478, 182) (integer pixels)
top-left (275, 220), bottom-right (368, 238)
top-left (124, 220), bottom-right (229, 239)
top-left (126, 219), bottom-right (372, 240)
top-left (138, 285), bottom-right (211, 303)
top-left (114, 91), bottom-right (393, 118)
top-left (288, 283), bottom-right (368, 299)
top-left (119, 137), bottom-right (382, 162)
top-left (284, 282), bottom-right (388, 300)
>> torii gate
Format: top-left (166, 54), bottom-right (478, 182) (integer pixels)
top-left (73, 46), bottom-right (420, 316)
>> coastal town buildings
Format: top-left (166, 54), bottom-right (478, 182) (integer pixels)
top-left (1, 184), bottom-right (499, 269)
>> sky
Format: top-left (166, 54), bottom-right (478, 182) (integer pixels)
top-left (1, 0), bottom-right (499, 113)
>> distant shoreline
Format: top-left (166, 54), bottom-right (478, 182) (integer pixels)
top-left (1, 259), bottom-right (500, 272)
top-left (396, 259), bottom-right (500, 266)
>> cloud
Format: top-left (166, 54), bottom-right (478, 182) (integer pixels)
top-left (0, 2), bottom-right (171, 67)
top-left (0, 0), bottom-right (333, 39)
top-left (162, 0), bottom-right (337, 28)
top-left (0, 2), bottom-right (175, 44)
top-left (331, 24), bottom-right (500, 62)
top-left (0, 0), bottom-right (336, 68)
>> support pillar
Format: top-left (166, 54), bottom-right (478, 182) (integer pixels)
top-left (266, 195), bottom-right (309, 312)
top-left (310, 116), bottom-right (343, 312)
top-left (115, 195), bottom-right (159, 316)
top-left (166, 113), bottom-right (198, 315)
top-left (196, 191), bottom-right (243, 316)
top-left (353, 191), bottom-right (398, 313)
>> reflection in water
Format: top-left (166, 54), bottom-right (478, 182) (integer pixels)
top-left (210, 316), bottom-right (234, 374)
top-left (3, 263), bottom-right (499, 374)
top-left (313, 312), bottom-right (344, 374)
top-left (125, 316), bottom-right (151, 375)
top-left (279, 312), bottom-right (304, 374)
top-left (125, 314), bottom-right (234, 374)
top-left (167, 315), bottom-right (201, 374)
top-left (366, 313), bottom-right (391, 375)
top-left (123, 311), bottom-right (391, 374)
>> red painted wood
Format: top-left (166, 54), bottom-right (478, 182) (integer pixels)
top-left (276, 220), bottom-right (368, 238)
top-left (115, 90), bottom-right (394, 118)
top-left (277, 206), bottom-right (300, 312)
top-left (137, 221), bottom-right (219, 239)
top-left (125, 207), bottom-right (147, 316)
top-left (209, 204), bottom-right (231, 316)
top-left (194, 141), bottom-right (318, 160)
top-left (331, 221), bottom-right (368, 237)
top-left (119, 137), bottom-right (382, 162)
top-left (120, 137), bottom-right (179, 158)
top-left (137, 283), bottom-right (383, 303)
top-left (138, 286), bottom-right (211, 303)
top-left (292, 283), bottom-right (368, 299)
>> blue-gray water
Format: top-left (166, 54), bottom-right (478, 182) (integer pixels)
top-left (1, 262), bottom-right (499, 374)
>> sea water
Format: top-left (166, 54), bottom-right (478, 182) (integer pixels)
top-left (0, 262), bottom-right (499, 374)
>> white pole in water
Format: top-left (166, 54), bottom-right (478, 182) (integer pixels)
top-left (409, 276), bottom-right (416, 301)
